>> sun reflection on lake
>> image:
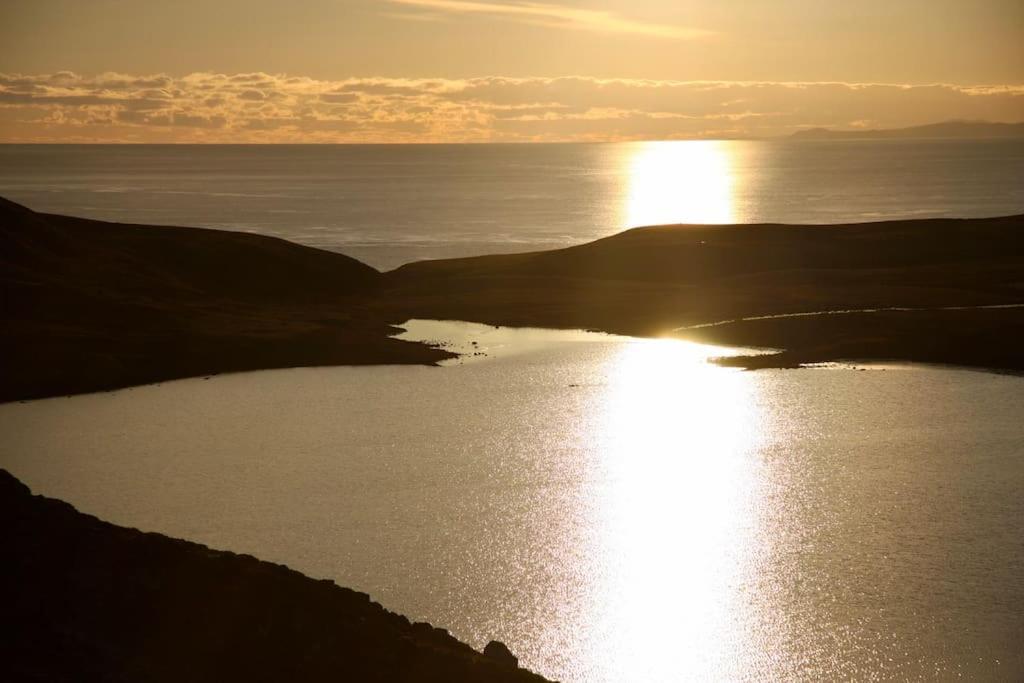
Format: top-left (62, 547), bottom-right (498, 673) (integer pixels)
top-left (624, 140), bottom-right (740, 227)
top-left (582, 337), bottom-right (770, 680)
top-left (6, 320), bottom-right (1022, 680)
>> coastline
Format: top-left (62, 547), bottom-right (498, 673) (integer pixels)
top-left (680, 306), bottom-right (1024, 372)
top-left (3, 195), bottom-right (1023, 402)
top-left (3, 197), bottom-right (1023, 681)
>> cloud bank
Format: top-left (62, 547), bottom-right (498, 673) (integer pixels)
top-left (1, 71), bottom-right (1022, 143)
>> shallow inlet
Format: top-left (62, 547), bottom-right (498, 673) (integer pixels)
top-left (1, 320), bottom-right (1022, 681)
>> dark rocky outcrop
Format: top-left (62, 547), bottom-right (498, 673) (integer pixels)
top-left (485, 640), bottom-right (520, 668)
top-left (0, 469), bottom-right (551, 682)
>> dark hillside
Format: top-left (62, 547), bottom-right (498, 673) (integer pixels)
top-left (0, 470), bottom-right (551, 682)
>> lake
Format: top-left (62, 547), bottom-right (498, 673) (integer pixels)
top-left (1, 321), bottom-right (1021, 681)
top-left (1, 140), bottom-right (1023, 269)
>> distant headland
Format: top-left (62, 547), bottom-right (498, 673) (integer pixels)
top-left (790, 120), bottom-right (1024, 140)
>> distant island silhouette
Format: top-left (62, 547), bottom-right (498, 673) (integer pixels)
top-left (3, 195), bottom-right (1023, 402)
top-left (790, 120), bottom-right (1024, 140)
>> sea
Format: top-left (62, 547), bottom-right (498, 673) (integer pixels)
top-left (1, 139), bottom-right (1023, 269)
top-left (1, 141), bottom-right (1023, 681)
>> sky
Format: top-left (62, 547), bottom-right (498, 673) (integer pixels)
top-left (1, 0), bottom-right (1022, 142)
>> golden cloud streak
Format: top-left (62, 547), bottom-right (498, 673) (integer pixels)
top-left (387, 0), bottom-right (712, 39)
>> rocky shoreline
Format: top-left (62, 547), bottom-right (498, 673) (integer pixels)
top-left (0, 469), bottom-right (552, 682)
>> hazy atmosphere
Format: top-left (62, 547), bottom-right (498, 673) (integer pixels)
top-left (2, 0), bottom-right (1023, 141)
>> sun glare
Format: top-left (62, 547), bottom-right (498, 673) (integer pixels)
top-left (577, 337), bottom-right (769, 680)
top-left (624, 140), bottom-right (740, 227)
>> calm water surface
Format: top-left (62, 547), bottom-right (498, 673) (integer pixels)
top-left (1, 140), bottom-right (1022, 269)
top-left (1, 321), bottom-right (1021, 681)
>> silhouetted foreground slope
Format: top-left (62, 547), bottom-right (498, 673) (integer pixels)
top-left (0, 470), bottom-right (551, 683)
top-left (3, 196), bottom-right (1024, 400)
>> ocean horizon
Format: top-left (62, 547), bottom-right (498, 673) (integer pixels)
top-left (3, 139), bottom-right (1022, 269)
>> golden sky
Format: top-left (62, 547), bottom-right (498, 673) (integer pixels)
top-left (1, 0), bottom-right (1022, 142)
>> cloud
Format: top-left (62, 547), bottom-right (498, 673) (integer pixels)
top-left (319, 92), bottom-right (360, 104)
top-left (0, 71), bottom-right (1021, 143)
top-left (386, 0), bottom-right (711, 39)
